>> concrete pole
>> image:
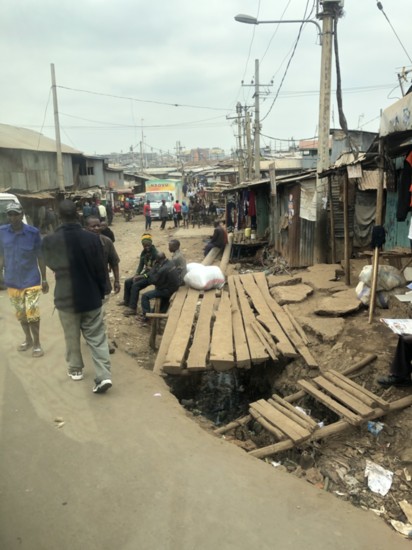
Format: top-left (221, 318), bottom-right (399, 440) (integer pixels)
top-left (50, 63), bottom-right (65, 192)
top-left (314, 9), bottom-right (334, 263)
top-left (236, 102), bottom-right (245, 183)
top-left (254, 59), bottom-right (261, 180)
top-left (246, 112), bottom-right (253, 180)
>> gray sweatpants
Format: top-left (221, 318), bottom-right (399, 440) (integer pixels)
top-left (58, 308), bottom-right (112, 383)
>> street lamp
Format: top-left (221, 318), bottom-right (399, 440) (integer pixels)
top-left (234, 14), bottom-right (322, 44)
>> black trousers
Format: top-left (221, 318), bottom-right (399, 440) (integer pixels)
top-left (160, 216), bottom-right (167, 229)
top-left (123, 278), bottom-right (150, 309)
top-left (391, 335), bottom-right (412, 378)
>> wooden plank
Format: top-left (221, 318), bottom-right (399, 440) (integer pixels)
top-left (251, 323), bottom-right (278, 361)
top-left (314, 376), bottom-right (374, 417)
top-left (270, 394), bottom-right (319, 430)
top-left (249, 394), bottom-right (412, 459)
top-left (202, 247), bottom-right (221, 266)
top-left (297, 379), bottom-right (362, 425)
top-left (240, 274), bottom-right (297, 357)
top-left (233, 277), bottom-right (269, 364)
top-left (283, 305), bottom-right (309, 345)
top-left (250, 400), bottom-right (311, 443)
top-left (327, 370), bottom-right (389, 410)
top-left (227, 276), bottom-right (251, 369)
top-left (249, 408), bottom-right (286, 441)
top-left (253, 272), bottom-right (318, 367)
top-left (163, 289), bottom-right (200, 373)
top-left (153, 287), bottom-right (188, 375)
top-left (186, 290), bottom-right (216, 371)
top-left (219, 233), bottom-right (233, 275)
top-left (210, 291), bottom-right (235, 371)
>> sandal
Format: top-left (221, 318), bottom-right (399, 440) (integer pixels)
top-left (32, 347), bottom-right (44, 358)
top-left (17, 342), bottom-right (33, 352)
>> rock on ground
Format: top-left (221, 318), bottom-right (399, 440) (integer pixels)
top-left (270, 283), bottom-right (313, 305)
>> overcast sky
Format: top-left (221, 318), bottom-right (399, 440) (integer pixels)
top-left (2, 0), bottom-right (411, 157)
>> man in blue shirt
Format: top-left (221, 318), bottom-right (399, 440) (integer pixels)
top-left (0, 202), bottom-right (49, 357)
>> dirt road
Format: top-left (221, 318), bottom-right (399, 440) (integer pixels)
top-left (0, 215), bottom-right (409, 549)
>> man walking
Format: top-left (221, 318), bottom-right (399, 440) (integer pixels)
top-left (0, 202), bottom-right (49, 357)
top-left (159, 199), bottom-right (168, 230)
top-left (84, 216), bottom-right (121, 353)
top-left (143, 200), bottom-right (152, 230)
top-left (42, 200), bottom-right (112, 394)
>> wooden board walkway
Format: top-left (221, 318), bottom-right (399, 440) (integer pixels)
top-left (155, 272), bottom-right (319, 375)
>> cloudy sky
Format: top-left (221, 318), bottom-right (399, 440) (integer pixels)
top-left (2, 0), bottom-right (411, 157)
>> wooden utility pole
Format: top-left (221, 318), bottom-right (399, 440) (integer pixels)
top-left (50, 63), bottom-right (65, 192)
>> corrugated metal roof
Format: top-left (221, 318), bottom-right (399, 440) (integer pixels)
top-left (222, 178), bottom-right (270, 192)
top-left (0, 124), bottom-right (82, 154)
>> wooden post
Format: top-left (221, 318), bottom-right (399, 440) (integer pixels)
top-left (343, 171), bottom-right (351, 286)
top-left (368, 138), bottom-right (385, 323)
top-left (328, 176), bottom-right (336, 264)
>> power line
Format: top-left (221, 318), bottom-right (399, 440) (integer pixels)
top-left (57, 85), bottom-right (230, 112)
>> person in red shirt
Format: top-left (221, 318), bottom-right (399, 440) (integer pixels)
top-left (173, 200), bottom-right (182, 228)
top-left (143, 200), bottom-right (152, 230)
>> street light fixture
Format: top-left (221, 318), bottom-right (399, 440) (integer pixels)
top-left (234, 14), bottom-right (322, 44)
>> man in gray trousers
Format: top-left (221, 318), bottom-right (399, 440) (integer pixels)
top-left (42, 200), bottom-right (112, 394)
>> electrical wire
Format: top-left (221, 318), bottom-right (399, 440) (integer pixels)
top-left (57, 85), bottom-right (230, 112)
top-left (36, 87), bottom-right (52, 150)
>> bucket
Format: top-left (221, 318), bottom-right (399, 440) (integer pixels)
top-left (244, 227), bottom-right (251, 238)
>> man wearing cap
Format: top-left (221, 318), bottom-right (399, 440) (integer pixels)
top-left (0, 202), bottom-right (49, 357)
top-left (118, 234), bottom-right (157, 314)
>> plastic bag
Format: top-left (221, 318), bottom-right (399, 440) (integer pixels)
top-left (355, 281), bottom-right (389, 308)
top-left (359, 265), bottom-right (406, 291)
top-left (184, 264), bottom-right (225, 290)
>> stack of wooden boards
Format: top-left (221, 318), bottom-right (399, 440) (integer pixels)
top-left (153, 271), bottom-right (317, 376)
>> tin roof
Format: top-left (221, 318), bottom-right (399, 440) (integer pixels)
top-left (0, 124), bottom-right (82, 154)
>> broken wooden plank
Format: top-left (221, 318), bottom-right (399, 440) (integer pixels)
top-left (270, 395), bottom-right (319, 431)
top-left (214, 414), bottom-right (252, 435)
top-left (240, 274), bottom-right (297, 357)
top-left (163, 289), bottom-right (200, 374)
top-left (283, 305), bottom-right (309, 345)
top-left (326, 370), bottom-right (389, 410)
top-left (250, 400), bottom-right (311, 443)
top-left (186, 290), bottom-right (216, 371)
top-left (249, 408), bottom-right (285, 441)
top-left (253, 272), bottom-right (318, 368)
top-left (251, 322), bottom-right (278, 361)
top-left (297, 379), bottom-right (362, 425)
top-left (313, 376), bottom-right (375, 417)
top-left (227, 276), bottom-right (251, 369)
top-left (233, 276), bottom-right (269, 364)
top-left (210, 290), bottom-right (235, 371)
top-left (249, 394), bottom-right (412, 459)
top-left (153, 287), bottom-right (188, 375)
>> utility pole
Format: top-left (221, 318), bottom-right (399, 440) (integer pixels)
top-left (254, 59), bottom-right (261, 179)
top-left (245, 111), bottom-right (253, 180)
top-left (314, 1), bottom-right (342, 263)
top-left (241, 59), bottom-right (272, 180)
top-left (50, 63), bottom-right (65, 192)
top-left (140, 119), bottom-right (145, 172)
top-left (227, 103), bottom-right (245, 183)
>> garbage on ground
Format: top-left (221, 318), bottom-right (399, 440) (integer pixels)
top-left (399, 500), bottom-right (412, 523)
top-left (389, 519), bottom-right (412, 538)
top-left (367, 421), bottom-right (384, 436)
top-left (364, 459), bottom-right (393, 496)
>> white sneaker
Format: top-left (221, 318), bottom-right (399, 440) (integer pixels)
top-left (93, 379), bottom-right (112, 394)
top-left (67, 370), bottom-right (84, 381)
